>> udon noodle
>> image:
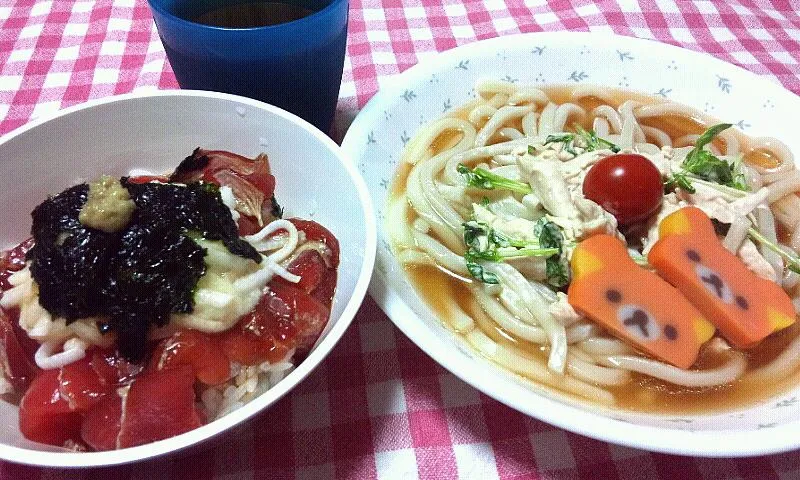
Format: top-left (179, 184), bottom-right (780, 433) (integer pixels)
top-left (389, 80), bottom-right (800, 412)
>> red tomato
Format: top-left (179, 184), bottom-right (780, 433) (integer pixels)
top-left (19, 370), bottom-right (82, 446)
top-left (117, 365), bottom-right (203, 449)
top-left (583, 153), bottom-right (664, 226)
top-left (149, 329), bottom-right (231, 385)
top-left (59, 355), bottom-right (114, 411)
top-left (81, 393), bottom-right (122, 451)
top-left (582, 154), bottom-right (663, 226)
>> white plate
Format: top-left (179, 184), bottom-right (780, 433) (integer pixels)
top-left (0, 91), bottom-right (376, 467)
top-left (341, 32), bottom-right (800, 457)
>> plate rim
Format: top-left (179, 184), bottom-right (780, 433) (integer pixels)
top-left (342, 30), bottom-right (800, 458)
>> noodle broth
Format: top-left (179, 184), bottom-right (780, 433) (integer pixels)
top-left (390, 84), bottom-right (800, 414)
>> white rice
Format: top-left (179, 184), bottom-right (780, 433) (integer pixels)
top-left (201, 348), bottom-right (296, 421)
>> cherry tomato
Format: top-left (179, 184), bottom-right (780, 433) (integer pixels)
top-left (582, 154), bottom-right (663, 226)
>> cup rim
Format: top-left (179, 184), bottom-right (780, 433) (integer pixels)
top-left (146, 0), bottom-right (349, 32)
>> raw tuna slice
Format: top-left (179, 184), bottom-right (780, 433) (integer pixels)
top-left (116, 365), bottom-right (203, 448)
top-left (81, 393), bottom-right (122, 451)
top-left (149, 329), bottom-right (231, 386)
top-left (59, 355), bottom-right (114, 411)
top-left (0, 308), bottom-right (38, 391)
top-left (19, 369), bottom-right (81, 446)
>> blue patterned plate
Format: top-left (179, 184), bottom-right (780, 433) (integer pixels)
top-left (341, 32), bottom-right (800, 457)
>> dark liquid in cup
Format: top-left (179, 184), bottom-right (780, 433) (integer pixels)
top-left (161, 0), bottom-right (345, 132)
top-left (194, 2), bottom-right (314, 28)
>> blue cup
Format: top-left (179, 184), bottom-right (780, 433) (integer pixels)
top-left (147, 0), bottom-right (348, 134)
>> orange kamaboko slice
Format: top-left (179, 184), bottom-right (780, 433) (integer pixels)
top-left (568, 234), bottom-right (715, 369)
top-left (648, 206), bottom-right (795, 348)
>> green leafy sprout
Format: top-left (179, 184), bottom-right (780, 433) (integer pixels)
top-left (457, 164), bottom-right (532, 194)
top-left (534, 218), bottom-right (570, 288)
top-left (663, 170), bottom-right (695, 193)
top-left (746, 227), bottom-right (800, 275)
top-left (542, 125), bottom-right (621, 157)
top-left (665, 123), bottom-right (749, 193)
top-left (462, 220), bottom-right (560, 285)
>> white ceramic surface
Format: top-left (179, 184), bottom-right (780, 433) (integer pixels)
top-left (0, 91), bottom-right (377, 467)
top-left (341, 32), bottom-right (800, 457)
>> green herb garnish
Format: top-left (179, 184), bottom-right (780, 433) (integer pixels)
top-left (464, 221), bottom-right (559, 261)
top-left (663, 170), bottom-right (696, 193)
top-left (545, 259), bottom-right (570, 288)
top-left (575, 125), bottom-right (621, 153)
top-left (628, 249), bottom-right (651, 268)
top-left (542, 126), bottom-right (620, 157)
top-left (680, 123), bottom-right (748, 191)
top-left (534, 218), bottom-right (570, 288)
top-left (465, 260), bottom-right (499, 284)
top-left (543, 133), bottom-right (578, 156)
top-left (747, 227), bottom-right (800, 275)
top-left (457, 164), bottom-right (532, 194)
top-left (463, 220), bottom-right (558, 284)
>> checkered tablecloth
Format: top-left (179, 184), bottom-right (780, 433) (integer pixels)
top-left (2, 0), bottom-right (800, 478)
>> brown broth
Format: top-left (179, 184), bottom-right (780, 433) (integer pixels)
top-left (391, 84), bottom-right (800, 413)
top-left (195, 2), bottom-right (314, 28)
top-left (745, 148), bottom-right (782, 169)
top-left (404, 261), bottom-right (800, 414)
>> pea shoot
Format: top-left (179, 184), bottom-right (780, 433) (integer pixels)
top-left (457, 164), bottom-right (532, 194)
top-left (462, 220), bottom-right (560, 285)
top-left (665, 123), bottom-right (749, 194)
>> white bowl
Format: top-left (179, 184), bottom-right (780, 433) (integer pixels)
top-left (0, 91), bottom-right (376, 467)
top-left (341, 32), bottom-right (800, 457)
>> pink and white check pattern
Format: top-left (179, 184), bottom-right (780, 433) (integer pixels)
top-left (2, 1), bottom-right (800, 478)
